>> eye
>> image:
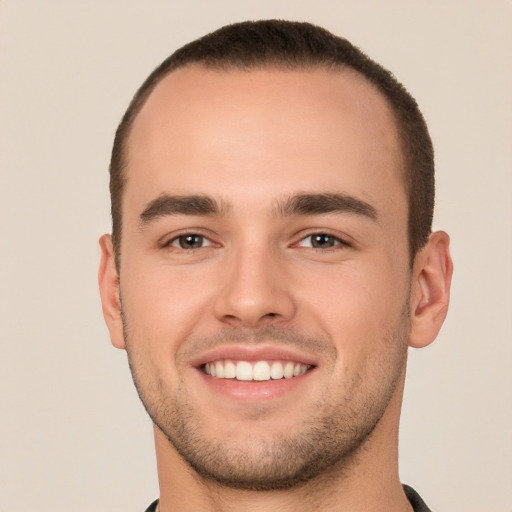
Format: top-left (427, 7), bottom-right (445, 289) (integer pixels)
top-left (297, 233), bottom-right (345, 249)
top-left (168, 234), bottom-right (214, 250)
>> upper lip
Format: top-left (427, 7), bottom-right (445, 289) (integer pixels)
top-left (190, 344), bottom-right (319, 368)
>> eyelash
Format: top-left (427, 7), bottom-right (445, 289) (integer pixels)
top-left (162, 232), bottom-right (216, 250)
top-left (161, 231), bottom-right (350, 251)
top-left (295, 232), bottom-right (350, 250)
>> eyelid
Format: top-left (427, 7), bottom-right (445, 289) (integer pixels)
top-left (294, 230), bottom-right (353, 249)
top-left (158, 228), bottom-right (353, 250)
top-left (160, 229), bottom-right (220, 249)
top-left (170, 235), bottom-right (214, 249)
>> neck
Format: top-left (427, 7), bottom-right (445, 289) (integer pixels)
top-left (154, 375), bottom-right (412, 512)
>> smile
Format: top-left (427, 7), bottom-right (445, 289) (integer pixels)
top-left (203, 360), bottom-right (312, 381)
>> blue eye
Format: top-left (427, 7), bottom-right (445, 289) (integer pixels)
top-left (170, 234), bottom-right (213, 249)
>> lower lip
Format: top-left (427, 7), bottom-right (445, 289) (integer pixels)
top-left (196, 368), bottom-right (315, 402)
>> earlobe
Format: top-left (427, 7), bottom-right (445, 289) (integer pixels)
top-left (409, 231), bottom-right (453, 348)
top-left (98, 234), bottom-right (126, 350)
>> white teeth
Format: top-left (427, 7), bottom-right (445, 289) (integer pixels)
top-left (236, 361), bottom-right (253, 381)
top-left (215, 361), bottom-right (224, 378)
top-left (204, 360), bottom-right (311, 381)
top-left (270, 361), bottom-right (284, 379)
top-left (224, 360), bottom-right (236, 379)
top-left (283, 361), bottom-right (294, 378)
top-left (253, 361), bottom-right (271, 381)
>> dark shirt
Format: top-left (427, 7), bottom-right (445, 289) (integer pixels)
top-left (145, 484), bottom-right (431, 511)
top-left (403, 484), bottom-right (432, 512)
top-left (145, 500), bottom-right (158, 512)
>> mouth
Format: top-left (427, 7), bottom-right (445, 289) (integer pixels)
top-left (190, 345), bottom-right (319, 401)
top-left (202, 359), bottom-right (313, 381)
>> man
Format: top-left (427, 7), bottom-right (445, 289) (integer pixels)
top-left (98, 20), bottom-right (452, 512)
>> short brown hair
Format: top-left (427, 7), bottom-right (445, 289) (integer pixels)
top-left (109, 20), bottom-right (434, 265)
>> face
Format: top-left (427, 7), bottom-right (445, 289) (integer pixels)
top-left (111, 66), bottom-right (413, 489)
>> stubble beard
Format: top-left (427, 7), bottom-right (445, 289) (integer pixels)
top-left (123, 311), bottom-right (410, 491)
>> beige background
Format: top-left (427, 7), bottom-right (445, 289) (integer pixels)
top-left (1, 1), bottom-right (511, 511)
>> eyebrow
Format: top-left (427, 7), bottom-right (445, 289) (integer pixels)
top-left (274, 193), bottom-right (378, 221)
top-left (139, 194), bottom-right (229, 227)
top-left (138, 191), bottom-right (378, 228)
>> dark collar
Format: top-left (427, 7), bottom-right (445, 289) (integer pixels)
top-left (145, 484), bottom-right (432, 512)
top-left (403, 484), bottom-right (432, 512)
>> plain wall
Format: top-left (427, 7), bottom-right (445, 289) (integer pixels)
top-left (1, 1), bottom-right (511, 511)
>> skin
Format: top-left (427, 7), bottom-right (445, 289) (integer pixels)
top-left (99, 66), bottom-right (452, 511)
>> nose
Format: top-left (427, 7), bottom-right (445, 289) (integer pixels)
top-left (213, 244), bottom-right (296, 327)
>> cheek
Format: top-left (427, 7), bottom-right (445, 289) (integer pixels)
top-left (293, 260), bottom-right (408, 354)
top-left (120, 261), bottom-right (215, 354)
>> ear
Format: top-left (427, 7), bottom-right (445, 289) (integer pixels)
top-left (98, 234), bottom-right (125, 349)
top-left (409, 231), bottom-right (453, 348)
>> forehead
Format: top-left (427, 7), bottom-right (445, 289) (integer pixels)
top-left (124, 65), bottom-right (405, 217)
